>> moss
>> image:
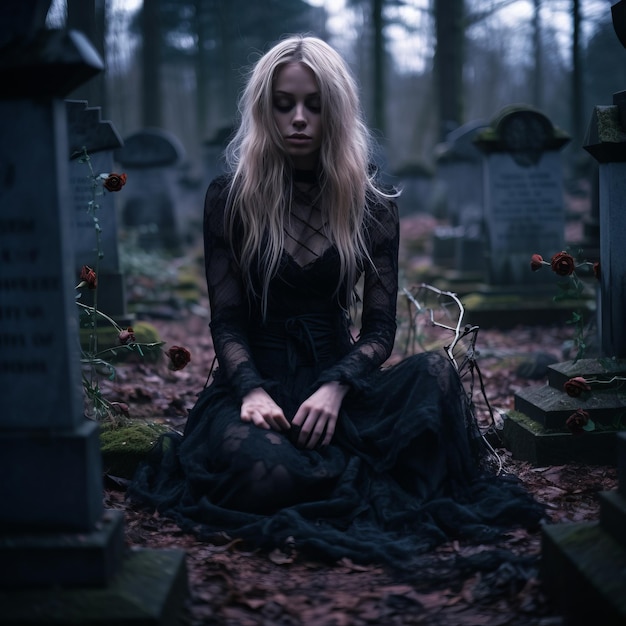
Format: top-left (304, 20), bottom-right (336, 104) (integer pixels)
top-left (100, 420), bottom-right (170, 478)
top-left (507, 410), bottom-right (548, 434)
top-left (596, 105), bottom-right (626, 143)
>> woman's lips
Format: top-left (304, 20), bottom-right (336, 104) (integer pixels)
top-left (286, 134), bottom-right (312, 144)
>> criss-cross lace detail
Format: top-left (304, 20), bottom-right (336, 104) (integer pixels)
top-left (283, 183), bottom-right (329, 267)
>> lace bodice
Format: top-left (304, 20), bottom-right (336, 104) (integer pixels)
top-left (203, 175), bottom-right (400, 400)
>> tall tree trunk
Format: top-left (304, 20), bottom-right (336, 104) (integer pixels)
top-left (433, 0), bottom-right (464, 141)
top-left (532, 0), bottom-right (543, 109)
top-left (141, 0), bottom-right (162, 128)
top-left (571, 0), bottom-right (583, 147)
top-left (67, 0), bottom-right (107, 111)
top-left (372, 0), bottom-right (385, 137)
top-left (194, 0), bottom-right (210, 140)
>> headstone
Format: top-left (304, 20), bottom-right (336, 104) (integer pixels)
top-left (0, 4), bottom-right (103, 532)
top-left (114, 128), bottom-right (185, 253)
top-left (474, 106), bottom-right (570, 286)
top-left (541, 432), bottom-right (626, 626)
top-left (503, 3), bottom-right (626, 466)
top-left (202, 124), bottom-right (233, 185)
top-left (540, 13), bottom-right (626, 622)
top-left (0, 4), bottom-right (186, 621)
top-left (434, 120), bottom-right (487, 226)
top-left (429, 121), bottom-right (488, 275)
top-left (67, 99), bottom-right (131, 323)
top-left (584, 92), bottom-right (626, 358)
top-left (391, 160), bottom-right (434, 216)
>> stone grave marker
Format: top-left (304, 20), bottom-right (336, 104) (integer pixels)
top-left (391, 160), bottom-right (433, 217)
top-left (540, 56), bottom-right (626, 618)
top-left (503, 28), bottom-right (626, 467)
top-left (430, 120), bottom-right (488, 278)
top-left (114, 128), bottom-right (185, 253)
top-left (202, 124), bottom-right (233, 185)
top-left (474, 106), bottom-right (570, 287)
top-left (0, 3), bottom-right (186, 622)
top-left (67, 99), bottom-right (131, 324)
top-left (542, 432), bottom-right (626, 625)
top-left (584, 93), bottom-right (626, 359)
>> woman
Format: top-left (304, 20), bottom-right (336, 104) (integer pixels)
top-left (130, 35), bottom-right (543, 566)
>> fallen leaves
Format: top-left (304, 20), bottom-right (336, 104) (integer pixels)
top-left (100, 283), bottom-right (617, 625)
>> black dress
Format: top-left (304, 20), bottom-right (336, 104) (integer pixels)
top-left (129, 174), bottom-right (544, 567)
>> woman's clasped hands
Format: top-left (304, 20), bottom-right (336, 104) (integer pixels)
top-left (240, 382), bottom-right (348, 449)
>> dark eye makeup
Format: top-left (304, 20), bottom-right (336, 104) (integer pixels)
top-left (273, 94), bottom-right (321, 113)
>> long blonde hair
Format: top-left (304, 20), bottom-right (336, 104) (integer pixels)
top-left (224, 35), bottom-right (395, 315)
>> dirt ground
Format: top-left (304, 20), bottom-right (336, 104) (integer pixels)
top-left (98, 218), bottom-right (617, 625)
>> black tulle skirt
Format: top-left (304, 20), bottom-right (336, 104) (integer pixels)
top-left (128, 337), bottom-right (545, 568)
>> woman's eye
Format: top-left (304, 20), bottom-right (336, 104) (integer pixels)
top-left (273, 99), bottom-right (293, 112)
top-left (307, 100), bottom-right (321, 113)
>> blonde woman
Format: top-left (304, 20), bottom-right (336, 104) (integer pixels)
top-left (131, 35), bottom-right (543, 566)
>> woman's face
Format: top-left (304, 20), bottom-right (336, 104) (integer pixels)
top-left (272, 62), bottom-right (322, 170)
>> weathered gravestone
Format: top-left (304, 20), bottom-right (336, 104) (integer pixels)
top-left (202, 124), bottom-right (233, 185)
top-left (429, 120), bottom-right (488, 281)
top-left (504, 73), bottom-right (626, 469)
top-left (542, 432), bottom-right (626, 626)
top-left (0, 3), bottom-right (186, 622)
top-left (114, 128), bottom-right (185, 253)
top-left (391, 160), bottom-right (434, 217)
top-left (459, 106), bottom-right (578, 326)
top-left (67, 99), bottom-right (132, 325)
top-left (539, 27), bottom-right (626, 609)
top-left (475, 106), bottom-right (570, 286)
top-left (509, 13), bottom-right (626, 611)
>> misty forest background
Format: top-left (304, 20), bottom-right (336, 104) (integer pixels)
top-left (49, 0), bottom-right (626, 207)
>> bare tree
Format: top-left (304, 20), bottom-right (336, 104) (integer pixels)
top-left (67, 0), bottom-right (107, 111)
top-left (531, 0), bottom-right (543, 108)
top-left (142, 0), bottom-right (162, 128)
top-left (434, 0), bottom-right (465, 140)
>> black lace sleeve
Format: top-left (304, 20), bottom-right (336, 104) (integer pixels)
top-left (315, 197), bottom-right (400, 392)
top-left (203, 176), bottom-right (266, 400)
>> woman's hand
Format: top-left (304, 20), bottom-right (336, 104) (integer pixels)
top-left (292, 382), bottom-right (348, 449)
top-left (240, 387), bottom-right (290, 432)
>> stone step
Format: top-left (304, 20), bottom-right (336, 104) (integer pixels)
top-left (541, 521), bottom-right (626, 626)
top-left (503, 410), bottom-right (618, 466)
top-left (599, 490), bottom-right (626, 550)
top-left (617, 432), bottom-right (626, 496)
top-left (547, 358), bottom-right (626, 392)
top-left (0, 548), bottom-right (188, 625)
top-left (514, 384), bottom-right (626, 430)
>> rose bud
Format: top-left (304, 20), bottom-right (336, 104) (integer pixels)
top-left (593, 261), bottom-right (600, 281)
top-left (530, 254), bottom-right (544, 271)
top-left (118, 327), bottom-right (136, 345)
top-left (110, 402), bottom-right (130, 417)
top-left (79, 265), bottom-right (97, 289)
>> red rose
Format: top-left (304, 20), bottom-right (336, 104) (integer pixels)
top-left (79, 265), bottom-right (97, 289)
top-left (593, 261), bottom-right (600, 281)
top-left (566, 408), bottom-right (589, 435)
top-left (110, 402), bottom-right (130, 417)
top-left (167, 346), bottom-right (191, 371)
top-left (103, 172), bottom-right (127, 192)
top-left (530, 254), bottom-right (544, 271)
top-left (563, 376), bottom-right (591, 397)
top-left (118, 327), bottom-right (136, 345)
top-left (550, 251), bottom-right (575, 276)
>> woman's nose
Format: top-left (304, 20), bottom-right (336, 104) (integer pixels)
top-left (293, 103), bottom-right (306, 127)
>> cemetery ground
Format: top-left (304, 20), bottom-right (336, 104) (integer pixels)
top-left (98, 218), bottom-right (617, 626)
